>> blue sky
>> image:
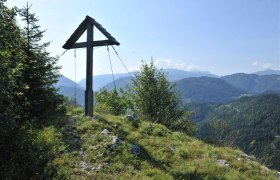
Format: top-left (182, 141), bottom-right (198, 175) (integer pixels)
top-left (6, 0), bottom-right (280, 81)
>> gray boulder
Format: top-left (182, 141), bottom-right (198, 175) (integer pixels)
top-left (101, 129), bottom-right (111, 135)
top-left (127, 113), bottom-right (137, 121)
top-left (80, 161), bottom-right (92, 171)
top-left (131, 144), bottom-right (140, 156)
top-left (216, 159), bottom-right (230, 168)
top-left (243, 153), bottom-right (255, 161)
top-left (112, 136), bottom-right (122, 148)
top-left (92, 164), bottom-right (102, 171)
top-left (277, 172), bottom-right (280, 180)
top-left (169, 146), bottom-right (176, 152)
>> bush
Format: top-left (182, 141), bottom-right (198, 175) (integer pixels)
top-left (95, 88), bottom-right (128, 115)
top-left (130, 60), bottom-right (196, 135)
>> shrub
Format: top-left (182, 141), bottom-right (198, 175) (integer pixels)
top-left (130, 60), bottom-right (196, 135)
top-left (95, 88), bottom-right (128, 115)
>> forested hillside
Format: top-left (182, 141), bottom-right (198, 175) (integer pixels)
top-left (196, 94), bottom-right (280, 170)
top-left (176, 77), bottom-right (247, 103)
top-left (221, 73), bottom-right (280, 94)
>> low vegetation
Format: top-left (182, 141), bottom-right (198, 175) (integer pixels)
top-left (50, 107), bottom-right (278, 179)
top-left (96, 61), bottom-right (196, 135)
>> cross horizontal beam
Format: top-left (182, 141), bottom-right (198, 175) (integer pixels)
top-left (70, 40), bottom-right (117, 49)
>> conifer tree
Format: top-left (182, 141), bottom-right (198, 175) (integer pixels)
top-left (0, 0), bottom-right (26, 132)
top-left (1, 2), bottom-right (65, 177)
top-left (0, 1), bottom-right (32, 176)
top-left (19, 3), bottom-right (62, 120)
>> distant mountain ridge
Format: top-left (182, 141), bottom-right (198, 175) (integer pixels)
top-left (78, 73), bottom-right (130, 91)
top-left (78, 69), bottom-right (217, 90)
top-left (164, 69), bottom-right (218, 81)
top-left (105, 76), bottom-right (133, 91)
top-left (65, 68), bottom-right (280, 91)
top-left (221, 73), bottom-right (280, 94)
top-left (55, 76), bottom-right (84, 105)
top-left (57, 86), bottom-right (84, 106)
top-left (176, 77), bottom-right (247, 103)
top-left (104, 72), bottom-right (280, 104)
top-left (253, 69), bottom-right (280, 75)
top-left (57, 69), bottom-right (280, 106)
top-left (55, 76), bottom-right (84, 89)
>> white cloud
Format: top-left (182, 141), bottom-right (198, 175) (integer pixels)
top-left (252, 61), bottom-right (274, 69)
top-left (127, 58), bottom-right (200, 73)
top-left (154, 58), bottom-right (200, 71)
top-left (128, 65), bottom-right (140, 72)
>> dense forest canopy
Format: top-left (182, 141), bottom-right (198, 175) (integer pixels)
top-left (196, 94), bottom-right (280, 170)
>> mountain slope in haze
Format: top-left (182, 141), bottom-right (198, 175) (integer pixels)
top-left (197, 94), bottom-right (280, 170)
top-left (79, 69), bottom-right (218, 91)
top-left (55, 75), bottom-right (84, 89)
top-left (221, 73), bottom-right (280, 94)
top-left (105, 76), bottom-right (247, 103)
top-left (78, 73), bottom-right (130, 91)
top-left (82, 71), bottom-right (280, 105)
top-left (55, 76), bottom-right (84, 105)
top-left (164, 69), bottom-right (218, 81)
top-left (50, 108), bottom-right (278, 179)
top-left (176, 77), bottom-right (247, 103)
top-left (105, 76), bottom-right (133, 91)
top-left (253, 69), bottom-right (280, 75)
top-left (57, 86), bottom-right (84, 106)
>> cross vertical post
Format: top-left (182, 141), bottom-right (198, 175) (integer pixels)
top-left (85, 22), bottom-right (94, 116)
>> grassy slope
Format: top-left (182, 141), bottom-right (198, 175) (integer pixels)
top-left (51, 107), bottom-right (278, 179)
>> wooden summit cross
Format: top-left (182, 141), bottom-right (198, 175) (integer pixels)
top-left (63, 16), bottom-right (120, 116)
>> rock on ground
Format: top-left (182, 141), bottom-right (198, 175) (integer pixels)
top-left (216, 159), bottom-right (230, 168)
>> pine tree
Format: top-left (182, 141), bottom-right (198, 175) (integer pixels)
top-left (0, 0), bottom-right (26, 132)
top-left (0, 1), bottom-right (32, 176)
top-left (19, 3), bottom-right (62, 120)
top-left (1, 2), bottom-right (66, 177)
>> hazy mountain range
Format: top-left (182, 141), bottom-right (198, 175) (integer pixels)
top-left (253, 69), bottom-right (280, 76)
top-left (55, 68), bottom-right (280, 105)
top-left (221, 73), bottom-right (280, 94)
top-left (78, 73), bottom-right (130, 91)
top-left (77, 69), bottom-right (217, 91)
top-left (176, 77), bottom-right (247, 103)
